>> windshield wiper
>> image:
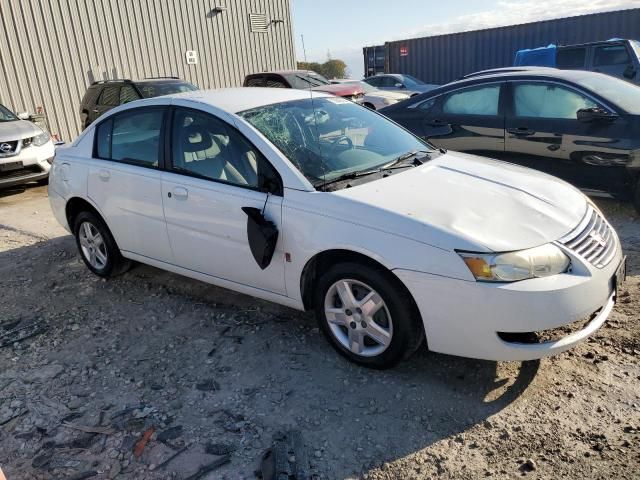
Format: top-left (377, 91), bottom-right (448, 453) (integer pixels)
top-left (318, 150), bottom-right (434, 190)
top-left (383, 150), bottom-right (432, 169)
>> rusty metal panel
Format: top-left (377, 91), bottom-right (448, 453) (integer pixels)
top-left (381, 8), bottom-right (640, 85)
top-left (0, 0), bottom-right (296, 141)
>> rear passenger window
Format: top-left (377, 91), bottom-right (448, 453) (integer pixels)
top-left (594, 45), bottom-right (631, 66)
top-left (94, 108), bottom-right (164, 168)
top-left (246, 77), bottom-right (265, 87)
top-left (98, 86), bottom-right (120, 106)
top-left (443, 85), bottom-right (500, 115)
top-left (119, 85), bottom-right (140, 104)
top-left (557, 48), bottom-right (586, 69)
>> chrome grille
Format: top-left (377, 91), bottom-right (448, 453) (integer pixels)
top-left (0, 140), bottom-right (20, 157)
top-left (559, 206), bottom-right (617, 268)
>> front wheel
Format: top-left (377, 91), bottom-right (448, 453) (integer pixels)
top-left (314, 262), bottom-right (424, 369)
top-left (73, 211), bottom-right (131, 277)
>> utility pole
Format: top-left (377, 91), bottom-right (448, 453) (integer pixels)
top-left (301, 34), bottom-right (307, 62)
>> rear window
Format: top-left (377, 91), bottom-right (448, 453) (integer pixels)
top-left (94, 107), bottom-right (164, 167)
top-left (593, 45), bottom-right (631, 66)
top-left (98, 86), bottom-right (120, 106)
top-left (557, 48), bottom-right (586, 69)
top-left (135, 81), bottom-right (197, 98)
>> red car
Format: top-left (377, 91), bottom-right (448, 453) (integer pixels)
top-left (243, 70), bottom-right (364, 103)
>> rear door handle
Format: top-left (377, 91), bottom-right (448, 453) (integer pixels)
top-left (507, 127), bottom-right (535, 136)
top-left (98, 169), bottom-right (110, 181)
top-left (171, 186), bottom-right (188, 199)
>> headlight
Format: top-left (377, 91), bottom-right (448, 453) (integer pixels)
top-left (32, 129), bottom-right (51, 147)
top-left (459, 244), bottom-right (570, 282)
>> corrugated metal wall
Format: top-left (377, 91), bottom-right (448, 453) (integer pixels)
top-left (385, 8), bottom-right (640, 85)
top-left (0, 0), bottom-right (296, 141)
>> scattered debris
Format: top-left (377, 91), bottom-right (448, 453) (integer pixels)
top-left (0, 320), bottom-right (47, 348)
top-left (257, 430), bottom-right (310, 480)
top-left (133, 426), bottom-right (155, 459)
top-left (182, 454), bottom-right (231, 480)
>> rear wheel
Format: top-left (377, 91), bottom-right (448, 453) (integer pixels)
top-left (73, 211), bottom-right (131, 277)
top-left (314, 262), bottom-right (424, 369)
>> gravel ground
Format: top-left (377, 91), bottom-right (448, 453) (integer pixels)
top-left (0, 185), bottom-right (638, 480)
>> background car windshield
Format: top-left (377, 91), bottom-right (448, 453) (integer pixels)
top-left (402, 75), bottom-right (426, 86)
top-left (289, 73), bottom-right (331, 88)
top-left (136, 82), bottom-right (197, 98)
top-left (240, 97), bottom-right (432, 185)
top-left (0, 104), bottom-right (17, 122)
top-left (574, 74), bottom-right (640, 114)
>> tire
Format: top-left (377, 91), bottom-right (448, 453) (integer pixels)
top-left (73, 211), bottom-right (131, 277)
top-left (363, 102), bottom-right (376, 110)
top-left (37, 177), bottom-right (49, 186)
top-left (634, 178), bottom-right (640, 215)
top-left (314, 262), bottom-right (424, 369)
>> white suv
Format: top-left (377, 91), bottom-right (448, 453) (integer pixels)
top-left (0, 104), bottom-right (55, 188)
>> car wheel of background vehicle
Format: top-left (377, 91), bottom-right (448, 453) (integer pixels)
top-left (314, 262), bottom-right (424, 369)
top-left (37, 177), bottom-right (49, 186)
top-left (73, 211), bottom-right (131, 277)
top-left (364, 102), bottom-right (376, 110)
top-left (634, 177), bottom-right (640, 215)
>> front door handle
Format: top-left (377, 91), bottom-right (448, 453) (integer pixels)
top-left (427, 119), bottom-right (446, 126)
top-left (171, 186), bottom-right (188, 199)
top-left (507, 127), bottom-right (535, 136)
top-left (98, 169), bottom-right (110, 181)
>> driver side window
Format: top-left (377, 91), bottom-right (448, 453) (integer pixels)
top-left (170, 108), bottom-right (280, 192)
top-left (513, 83), bottom-right (598, 119)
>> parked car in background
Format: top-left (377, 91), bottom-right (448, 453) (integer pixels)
top-left (363, 74), bottom-right (438, 96)
top-left (331, 80), bottom-right (409, 109)
top-left (381, 69), bottom-right (640, 213)
top-left (80, 77), bottom-right (197, 129)
top-left (243, 70), bottom-right (364, 103)
top-left (515, 39), bottom-right (640, 84)
top-left (49, 87), bottom-right (624, 369)
top-left (0, 103), bottom-right (54, 188)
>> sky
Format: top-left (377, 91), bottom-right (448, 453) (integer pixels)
top-left (290, 0), bottom-right (640, 79)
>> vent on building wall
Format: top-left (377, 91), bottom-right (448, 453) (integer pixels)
top-left (249, 13), bottom-right (268, 32)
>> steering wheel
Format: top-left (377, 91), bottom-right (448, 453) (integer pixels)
top-left (330, 135), bottom-right (354, 155)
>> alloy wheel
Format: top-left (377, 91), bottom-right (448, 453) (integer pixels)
top-left (78, 221), bottom-right (108, 270)
top-left (324, 279), bottom-right (393, 357)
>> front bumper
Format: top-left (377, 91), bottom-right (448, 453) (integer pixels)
top-left (0, 141), bottom-right (55, 188)
top-left (394, 238), bottom-right (623, 361)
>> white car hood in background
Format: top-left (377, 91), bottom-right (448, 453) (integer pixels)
top-left (371, 90), bottom-right (409, 101)
top-left (334, 152), bottom-right (588, 252)
top-left (0, 120), bottom-right (41, 142)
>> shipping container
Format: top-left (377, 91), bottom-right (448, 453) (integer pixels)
top-left (369, 8), bottom-right (640, 85)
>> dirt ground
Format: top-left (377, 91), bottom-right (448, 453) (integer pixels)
top-left (0, 184), bottom-right (638, 480)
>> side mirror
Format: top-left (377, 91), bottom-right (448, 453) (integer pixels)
top-left (395, 83), bottom-right (405, 88)
top-left (576, 107), bottom-right (618, 123)
top-left (623, 64), bottom-right (636, 79)
top-left (16, 112), bottom-right (30, 120)
top-left (258, 172), bottom-right (282, 196)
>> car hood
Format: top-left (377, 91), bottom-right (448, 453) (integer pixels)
top-left (333, 152), bottom-right (587, 252)
top-left (312, 84), bottom-right (363, 96)
top-left (0, 120), bottom-right (42, 142)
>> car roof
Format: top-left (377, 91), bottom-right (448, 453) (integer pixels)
top-left (247, 70), bottom-right (323, 76)
top-left (169, 87), bottom-right (331, 113)
top-left (421, 68), bottom-right (608, 95)
top-left (462, 66), bottom-right (559, 79)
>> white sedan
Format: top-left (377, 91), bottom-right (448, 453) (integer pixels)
top-left (48, 88), bottom-right (625, 369)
